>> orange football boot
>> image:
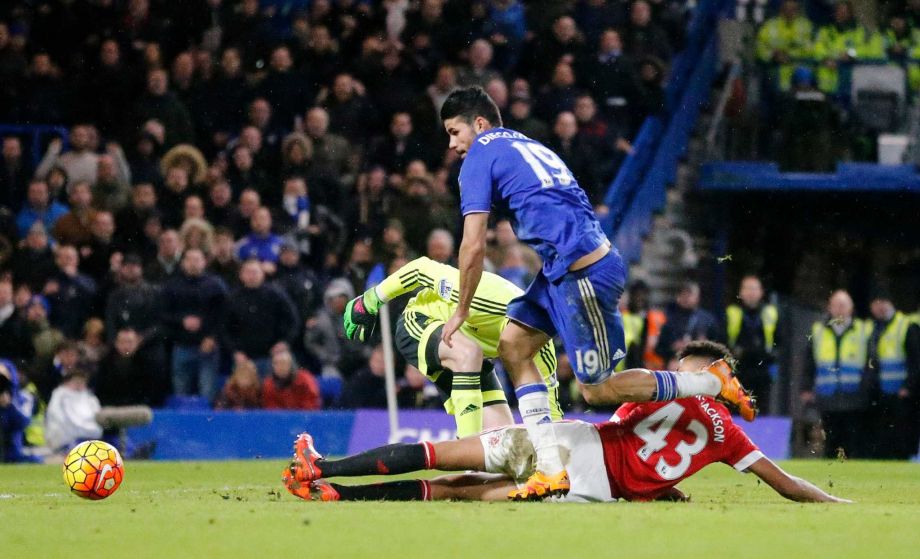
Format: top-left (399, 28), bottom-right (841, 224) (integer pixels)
top-left (706, 359), bottom-right (757, 421)
top-left (507, 470), bottom-right (571, 501)
top-left (281, 467), bottom-right (312, 500)
top-left (288, 432), bottom-right (324, 483)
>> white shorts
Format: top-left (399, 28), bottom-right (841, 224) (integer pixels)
top-left (479, 421), bottom-right (615, 503)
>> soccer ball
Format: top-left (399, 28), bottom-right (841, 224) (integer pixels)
top-left (63, 440), bottom-right (125, 500)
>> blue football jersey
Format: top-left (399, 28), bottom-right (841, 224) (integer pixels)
top-left (459, 127), bottom-right (609, 281)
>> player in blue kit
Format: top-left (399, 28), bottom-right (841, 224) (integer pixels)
top-left (439, 87), bottom-right (757, 500)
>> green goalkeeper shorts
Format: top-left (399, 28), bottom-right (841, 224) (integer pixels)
top-left (395, 310), bottom-right (507, 414)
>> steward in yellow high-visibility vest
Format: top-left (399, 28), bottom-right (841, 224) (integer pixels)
top-left (867, 294), bottom-right (920, 459)
top-left (813, 2), bottom-right (885, 94)
top-left (726, 276), bottom-right (779, 412)
top-left (803, 290), bottom-right (870, 458)
top-left (756, 0), bottom-right (814, 91)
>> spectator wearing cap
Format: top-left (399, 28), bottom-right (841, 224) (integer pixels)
top-left (44, 366), bottom-right (102, 453)
top-left (128, 129), bottom-right (164, 185)
top-left (273, 239), bottom-right (321, 323)
top-left (304, 278), bottom-right (370, 378)
top-left (11, 222), bottom-right (56, 292)
top-left (161, 248), bottom-right (228, 400)
top-left (505, 94), bottom-right (549, 143)
top-left (15, 179), bottom-right (68, 239)
top-left (43, 245), bottom-right (97, 339)
top-left (261, 348), bottom-right (321, 410)
top-left (222, 259), bottom-right (299, 377)
top-left (865, 291), bottom-right (920, 459)
top-left (53, 181), bottom-right (96, 246)
top-left (104, 253), bottom-right (162, 350)
top-left (236, 207), bottom-right (283, 274)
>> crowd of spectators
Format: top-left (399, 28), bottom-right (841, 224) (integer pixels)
top-left (0, 0), bottom-right (685, 460)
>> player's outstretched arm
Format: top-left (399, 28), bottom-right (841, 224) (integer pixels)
top-left (747, 457), bottom-right (852, 503)
top-left (344, 257), bottom-right (444, 341)
top-left (443, 212), bottom-right (489, 347)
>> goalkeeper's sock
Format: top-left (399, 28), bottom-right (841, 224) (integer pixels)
top-left (651, 371), bottom-right (721, 401)
top-left (317, 442), bottom-right (436, 477)
top-left (516, 383), bottom-right (565, 474)
top-left (330, 480), bottom-right (431, 501)
top-left (451, 372), bottom-right (483, 438)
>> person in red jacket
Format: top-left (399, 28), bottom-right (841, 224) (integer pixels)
top-left (262, 348), bottom-right (321, 410)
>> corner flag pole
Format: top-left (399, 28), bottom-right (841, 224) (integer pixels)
top-left (378, 302), bottom-right (400, 437)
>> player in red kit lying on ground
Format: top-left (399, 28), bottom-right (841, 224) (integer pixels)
top-left (282, 341), bottom-right (850, 503)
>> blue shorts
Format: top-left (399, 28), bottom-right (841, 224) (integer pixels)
top-left (506, 250), bottom-right (627, 385)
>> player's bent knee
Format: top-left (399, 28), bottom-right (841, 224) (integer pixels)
top-left (497, 334), bottom-right (535, 365)
top-left (441, 334), bottom-right (483, 372)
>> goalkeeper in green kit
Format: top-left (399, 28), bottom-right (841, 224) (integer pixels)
top-left (344, 257), bottom-right (562, 437)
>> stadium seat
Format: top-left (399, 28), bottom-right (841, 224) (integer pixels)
top-left (850, 65), bottom-right (906, 106)
top-left (318, 376), bottom-right (343, 404)
top-left (850, 65), bottom-right (905, 134)
top-left (854, 90), bottom-right (900, 134)
top-left (164, 395), bottom-right (212, 410)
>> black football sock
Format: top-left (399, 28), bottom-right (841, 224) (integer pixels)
top-left (317, 442), bottom-right (436, 478)
top-left (330, 480), bottom-right (431, 501)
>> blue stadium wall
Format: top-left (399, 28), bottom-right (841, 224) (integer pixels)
top-left (127, 409), bottom-right (792, 460)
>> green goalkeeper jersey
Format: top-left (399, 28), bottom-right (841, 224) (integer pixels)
top-left (375, 257), bottom-right (558, 380)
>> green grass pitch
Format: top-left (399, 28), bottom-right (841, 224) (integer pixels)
top-left (1, 459), bottom-right (918, 558)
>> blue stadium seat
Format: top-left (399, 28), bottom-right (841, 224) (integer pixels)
top-left (318, 376), bottom-right (343, 404)
top-left (164, 395), bottom-right (212, 410)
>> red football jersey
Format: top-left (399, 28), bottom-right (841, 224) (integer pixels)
top-left (596, 396), bottom-right (763, 501)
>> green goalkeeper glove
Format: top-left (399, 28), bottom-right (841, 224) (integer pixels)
top-left (343, 288), bottom-right (383, 342)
